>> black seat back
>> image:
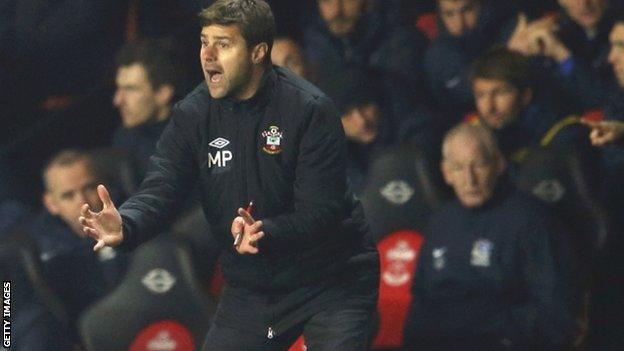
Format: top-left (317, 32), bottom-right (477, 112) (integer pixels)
top-left (79, 237), bottom-right (216, 351)
top-left (360, 142), bottom-right (444, 242)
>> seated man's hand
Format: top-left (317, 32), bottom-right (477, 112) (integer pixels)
top-left (582, 119), bottom-right (624, 146)
top-left (231, 207), bottom-right (265, 255)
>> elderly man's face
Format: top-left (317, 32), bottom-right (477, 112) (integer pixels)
top-left (442, 134), bottom-right (504, 208)
top-left (558, 0), bottom-right (607, 31)
top-left (438, 0), bottom-right (481, 37)
top-left (318, 0), bottom-right (366, 38)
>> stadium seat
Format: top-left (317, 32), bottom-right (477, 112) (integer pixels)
top-left (372, 229), bottom-right (424, 350)
top-left (79, 237), bottom-right (216, 351)
top-left (360, 142), bottom-right (443, 242)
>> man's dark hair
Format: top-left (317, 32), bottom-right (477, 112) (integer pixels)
top-left (198, 0), bottom-right (275, 65)
top-left (470, 46), bottom-right (532, 92)
top-left (115, 40), bottom-right (178, 90)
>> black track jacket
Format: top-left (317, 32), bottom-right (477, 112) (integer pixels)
top-left (117, 66), bottom-right (379, 293)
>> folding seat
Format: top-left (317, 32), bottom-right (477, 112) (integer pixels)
top-left (359, 143), bottom-right (444, 350)
top-left (79, 237), bottom-right (216, 351)
top-left (516, 145), bottom-right (615, 348)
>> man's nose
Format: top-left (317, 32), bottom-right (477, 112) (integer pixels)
top-left (202, 46), bottom-right (217, 61)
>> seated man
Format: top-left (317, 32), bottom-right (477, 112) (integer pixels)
top-left (318, 68), bottom-right (436, 194)
top-left (112, 40), bottom-right (178, 170)
top-left (424, 0), bottom-right (516, 123)
top-left (506, 0), bottom-right (616, 110)
top-left (403, 123), bottom-right (577, 350)
top-left (469, 46), bottom-right (589, 175)
top-left (303, 0), bottom-right (427, 124)
top-left (28, 150), bottom-right (127, 340)
top-left (270, 36), bottom-right (309, 80)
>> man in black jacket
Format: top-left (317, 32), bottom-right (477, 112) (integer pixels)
top-left (78, 1), bottom-right (379, 350)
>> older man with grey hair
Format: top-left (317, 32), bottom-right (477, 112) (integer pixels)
top-left (403, 123), bottom-right (577, 350)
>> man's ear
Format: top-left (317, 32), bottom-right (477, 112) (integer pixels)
top-left (155, 84), bottom-right (175, 106)
top-left (251, 42), bottom-right (269, 65)
top-left (43, 193), bottom-right (59, 215)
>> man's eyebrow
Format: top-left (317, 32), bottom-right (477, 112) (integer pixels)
top-left (200, 34), bottom-right (232, 40)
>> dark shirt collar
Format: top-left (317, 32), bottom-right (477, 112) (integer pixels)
top-left (216, 67), bottom-right (276, 114)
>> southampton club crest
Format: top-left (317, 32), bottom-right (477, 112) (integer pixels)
top-left (262, 125), bottom-right (283, 154)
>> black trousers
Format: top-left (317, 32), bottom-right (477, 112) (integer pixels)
top-left (201, 285), bottom-right (377, 351)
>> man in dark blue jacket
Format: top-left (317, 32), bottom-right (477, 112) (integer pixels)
top-left (469, 47), bottom-right (589, 176)
top-left (111, 40), bottom-right (179, 171)
top-left (79, 1), bottom-right (379, 350)
top-left (506, 0), bottom-right (618, 110)
top-left (424, 0), bottom-right (516, 124)
top-left (403, 123), bottom-right (577, 350)
top-left (303, 0), bottom-right (428, 124)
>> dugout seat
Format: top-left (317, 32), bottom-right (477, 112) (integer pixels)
top-left (79, 237), bottom-right (216, 351)
top-left (360, 142), bottom-right (443, 243)
top-left (359, 143), bottom-right (442, 349)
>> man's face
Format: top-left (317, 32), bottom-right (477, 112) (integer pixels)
top-left (608, 23), bottom-right (624, 87)
top-left (318, 0), bottom-right (366, 38)
top-left (558, 0), bottom-right (606, 31)
top-left (44, 161), bottom-right (101, 235)
top-left (271, 38), bottom-right (307, 77)
top-left (341, 103), bottom-right (380, 144)
top-left (442, 135), bottom-right (503, 208)
top-left (438, 0), bottom-right (481, 37)
top-left (473, 78), bottom-right (528, 130)
top-left (113, 64), bottom-right (159, 128)
top-left (200, 24), bottom-right (255, 100)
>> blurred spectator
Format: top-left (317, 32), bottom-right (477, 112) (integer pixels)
top-left (271, 35), bottom-right (310, 79)
top-left (580, 18), bottom-right (624, 348)
top-left (0, 158), bottom-right (30, 234)
top-left (506, 0), bottom-right (616, 110)
top-left (302, 0), bottom-right (428, 124)
top-left (319, 68), bottom-right (436, 194)
top-left (424, 0), bottom-right (517, 124)
top-left (469, 47), bottom-right (588, 174)
top-left (27, 150), bottom-right (127, 341)
top-left (403, 123), bottom-right (576, 350)
top-left (111, 40), bottom-right (178, 170)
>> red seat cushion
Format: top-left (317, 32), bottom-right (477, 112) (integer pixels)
top-left (129, 320), bottom-right (195, 351)
top-left (372, 230), bottom-right (424, 349)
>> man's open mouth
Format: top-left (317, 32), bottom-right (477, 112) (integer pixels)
top-left (207, 69), bottom-right (223, 83)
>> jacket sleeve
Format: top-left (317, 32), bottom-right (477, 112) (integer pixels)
top-left (261, 95), bottom-right (348, 250)
top-left (503, 215), bottom-right (577, 346)
top-left (117, 105), bottom-right (199, 250)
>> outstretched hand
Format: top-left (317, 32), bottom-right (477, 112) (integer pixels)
top-left (582, 119), bottom-right (624, 146)
top-left (79, 184), bottom-right (124, 251)
top-left (231, 207), bottom-right (264, 255)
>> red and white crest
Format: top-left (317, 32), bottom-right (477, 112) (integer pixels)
top-left (262, 125), bottom-right (283, 154)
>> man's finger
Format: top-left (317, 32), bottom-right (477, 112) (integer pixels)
top-left (238, 207), bottom-right (255, 225)
top-left (580, 119), bottom-right (600, 128)
top-left (517, 13), bottom-right (527, 30)
top-left (231, 216), bottom-right (244, 238)
top-left (249, 231), bottom-right (265, 246)
top-left (83, 227), bottom-right (100, 240)
top-left (249, 220), bottom-right (263, 233)
top-left (97, 184), bottom-right (114, 209)
top-left (93, 240), bottom-right (106, 251)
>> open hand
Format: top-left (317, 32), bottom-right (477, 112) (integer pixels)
top-left (79, 184), bottom-right (124, 251)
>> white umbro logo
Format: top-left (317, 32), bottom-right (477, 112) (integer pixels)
top-left (209, 137), bottom-right (230, 149)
